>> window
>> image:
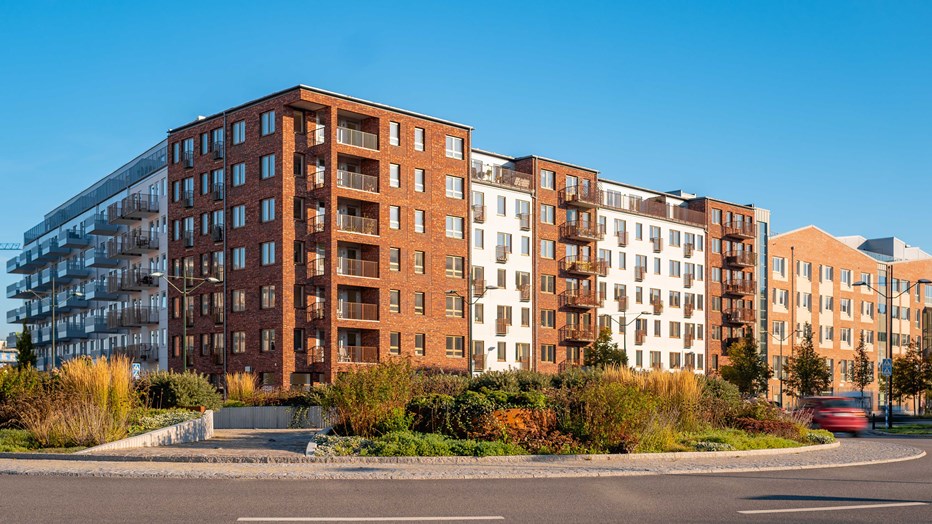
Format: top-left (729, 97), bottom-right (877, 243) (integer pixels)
top-left (232, 290), bottom-right (246, 312)
top-left (390, 332), bottom-right (401, 355)
top-left (389, 290), bottom-right (400, 313)
top-left (841, 269), bottom-right (852, 287)
top-left (232, 163), bottom-right (246, 186)
top-left (389, 164), bottom-right (400, 188)
top-left (414, 333), bottom-right (425, 356)
top-left (445, 176), bottom-right (464, 198)
top-left (521, 236), bottom-right (530, 256)
top-left (541, 274), bottom-right (555, 293)
top-left (414, 292), bottom-right (425, 315)
top-left (446, 256), bottom-right (464, 278)
top-left (773, 289), bottom-right (788, 307)
top-left (541, 240), bottom-right (555, 259)
top-left (712, 209), bottom-right (722, 224)
top-left (414, 128), bottom-right (425, 151)
top-left (798, 261), bottom-right (812, 279)
top-left (497, 269), bottom-right (506, 288)
top-left (474, 229), bottom-right (484, 249)
top-left (390, 248), bottom-right (400, 271)
top-left (261, 329), bottom-right (275, 352)
top-left (474, 303), bottom-right (484, 324)
top-left (414, 251), bottom-right (425, 274)
top-left (293, 198), bottom-right (306, 221)
top-left (711, 239), bottom-right (721, 254)
top-left (540, 204), bottom-right (555, 224)
top-left (540, 169), bottom-right (555, 190)
top-left (445, 216), bottom-right (464, 239)
top-left (635, 223), bottom-right (643, 240)
top-left (445, 136), bottom-right (464, 159)
top-left (261, 198), bottom-right (275, 222)
top-left (497, 196), bottom-right (506, 216)
top-left (414, 169), bottom-right (425, 192)
top-left (389, 122), bottom-right (400, 146)
top-left (232, 332), bottom-right (246, 354)
top-left (232, 247), bottom-right (246, 270)
top-left (541, 310), bottom-right (555, 328)
top-left (261, 285), bottom-right (276, 309)
top-left (260, 242), bottom-right (275, 266)
top-left (232, 205), bottom-right (246, 228)
top-left (261, 154), bottom-right (276, 179)
top-left (232, 120), bottom-right (246, 144)
top-left (446, 336), bottom-right (464, 358)
top-left (260, 111), bottom-right (275, 135)
top-left (773, 257), bottom-right (786, 277)
top-left (414, 210), bottom-right (425, 233)
top-left (390, 206), bottom-right (401, 229)
top-left (446, 294), bottom-right (464, 317)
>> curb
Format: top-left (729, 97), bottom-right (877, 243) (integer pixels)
top-left (76, 410), bottom-right (214, 454)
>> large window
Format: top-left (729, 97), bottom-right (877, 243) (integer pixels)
top-left (261, 329), bottom-right (275, 352)
top-left (232, 332), bottom-right (246, 354)
top-left (260, 111), bottom-right (276, 136)
top-left (232, 247), bottom-right (246, 270)
top-left (232, 163), bottom-right (246, 186)
top-left (445, 136), bottom-right (464, 159)
top-left (261, 242), bottom-right (276, 266)
top-left (446, 294), bottom-right (464, 318)
top-left (445, 335), bottom-right (464, 358)
top-left (261, 198), bottom-right (275, 222)
top-left (261, 285), bottom-right (276, 309)
top-left (232, 290), bottom-right (246, 312)
top-left (445, 216), bottom-right (464, 239)
top-left (540, 169), bottom-right (555, 190)
top-left (445, 256), bottom-right (464, 278)
top-left (445, 176), bottom-right (464, 199)
top-left (261, 154), bottom-right (276, 179)
top-left (232, 205), bottom-right (246, 228)
top-left (232, 120), bottom-right (246, 145)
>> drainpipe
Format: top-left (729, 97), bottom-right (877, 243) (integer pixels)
top-left (222, 111), bottom-right (228, 399)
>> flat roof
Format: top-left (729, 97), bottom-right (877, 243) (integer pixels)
top-left (514, 154), bottom-right (600, 174)
top-left (169, 85), bottom-right (473, 134)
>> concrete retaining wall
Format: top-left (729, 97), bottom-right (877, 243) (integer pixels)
top-left (76, 410), bottom-right (214, 454)
top-left (214, 406), bottom-right (324, 429)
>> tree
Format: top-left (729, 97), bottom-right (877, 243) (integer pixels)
top-left (720, 334), bottom-right (772, 398)
top-left (15, 323), bottom-right (37, 368)
top-left (784, 323), bottom-right (831, 399)
top-left (891, 344), bottom-right (929, 415)
top-left (850, 333), bottom-right (874, 409)
top-left (584, 327), bottom-right (628, 369)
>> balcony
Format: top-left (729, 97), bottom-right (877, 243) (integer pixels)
top-left (57, 322), bottom-right (88, 341)
top-left (308, 258), bottom-right (326, 279)
top-left (183, 230), bottom-right (195, 248)
top-left (472, 353), bottom-right (486, 372)
top-left (308, 125), bottom-right (326, 147)
top-left (558, 358), bottom-right (582, 372)
top-left (61, 230), bottom-right (91, 249)
top-left (212, 307), bottom-right (225, 325)
top-left (308, 214), bottom-right (326, 234)
top-left (106, 306), bottom-right (160, 328)
top-left (616, 231), bottom-right (628, 247)
top-left (723, 221), bottom-right (755, 239)
top-left (308, 346), bottom-right (326, 365)
top-left (635, 266), bottom-right (646, 282)
top-left (336, 170), bottom-right (379, 193)
top-left (32, 268), bottom-right (53, 291)
top-left (113, 343), bottom-right (159, 361)
top-left (211, 225), bottom-right (224, 243)
top-left (469, 161), bottom-right (533, 192)
top-left (38, 238), bottom-right (68, 261)
top-left (56, 293), bottom-right (89, 312)
top-left (7, 279), bottom-right (31, 299)
top-left (211, 141), bottom-right (224, 160)
top-left (336, 301), bottom-right (379, 321)
top-left (560, 255), bottom-right (608, 277)
top-left (684, 273), bottom-right (694, 289)
top-left (336, 214), bottom-right (378, 236)
top-left (107, 230), bottom-right (159, 258)
top-left (84, 213), bottom-right (120, 236)
top-left (518, 213), bottom-right (530, 231)
top-left (7, 251), bottom-right (40, 274)
top-left (309, 167), bottom-right (326, 190)
top-left (724, 307), bottom-right (755, 324)
top-left (496, 318), bottom-right (509, 336)
top-left (86, 247), bottom-right (119, 268)
top-left (723, 279), bottom-right (756, 296)
top-left (651, 237), bottom-right (663, 253)
top-left (182, 190), bottom-right (195, 209)
top-left (495, 245), bottom-right (509, 263)
top-left (685, 334), bottom-right (694, 349)
top-left (337, 345), bottom-right (379, 364)
top-left (558, 186), bottom-right (601, 208)
top-left (108, 193), bottom-right (159, 224)
top-left (336, 127), bottom-right (379, 151)
top-left (85, 315), bottom-right (120, 334)
top-left (652, 299), bottom-right (664, 315)
top-left (57, 261), bottom-right (90, 282)
top-left (684, 243), bottom-right (694, 258)
top-left (26, 298), bottom-right (52, 320)
top-left (725, 250), bottom-right (756, 268)
top-left (472, 279), bottom-right (486, 298)
top-left (560, 325), bottom-right (597, 343)
top-left (635, 330), bottom-right (647, 345)
top-left (84, 280), bottom-right (120, 302)
top-left (182, 151), bottom-right (194, 168)
top-left (337, 257), bottom-right (379, 279)
top-left (559, 221), bottom-right (605, 242)
top-left (519, 284), bottom-right (531, 302)
top-left (307, 303), bottom-right (326, 321)
top-left (472, 205), bottom-right (485, 223)
top-left (617, 295), bottom-right (628, 312)
top-left (7, 306), bottom-right (27, 324)
top-left (560, 289), bottom-right (603, 309)
top-left (212, 183), bottom-right (224, 201)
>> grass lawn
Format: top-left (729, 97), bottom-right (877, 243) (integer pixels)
top-left (883, 424), bottom-right (932, 435)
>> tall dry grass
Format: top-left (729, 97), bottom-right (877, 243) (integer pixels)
top-left (226, 372), bottom-right (257, 402)
top-left (600, 367), bottom-right (703, 433)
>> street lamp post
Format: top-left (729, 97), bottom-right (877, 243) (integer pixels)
top-left (24, 273), bottom-right (83, 371)
top-left (609, 310), bottom-right (653, 365)
top-left (855, 271), bottom-right (931, 429)
top-left (764, 327), bottom-right (801, 408)
top-left (448, 284), bottom-right (498, 375)
top-left (151, 271), bottom-right (220, 372)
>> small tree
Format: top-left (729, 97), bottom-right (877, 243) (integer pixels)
top-left (784, 323), bottom-right (831, 399)
top-left (15, 323), bottom-right (37, 369)
top-left (891, 344), bottom-right (928, 415)
top-left (584, 327), bottom-right (628, 369)
top-left (720, 334), bottom-right (772, 398)
top-left (850, 333), bottom-right (874, 409)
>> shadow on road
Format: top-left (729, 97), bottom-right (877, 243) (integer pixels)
top-left (747, 494), bottom-right (927, 503)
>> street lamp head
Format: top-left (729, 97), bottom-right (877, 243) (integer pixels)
top-left (206, 277), bottom-right (221, 284)
top-left (853, 280), bottom-right (867, 287)
top-left (72, 291), bottom-right (84, 298)
top-left (150, 271), bottom-right (165, 278)
top-left (917, 279), bottom-right (932, 285)
top-left (484, 285), bottom-right (499, 291)
top-left (446, 289), bottom-right (459, 295)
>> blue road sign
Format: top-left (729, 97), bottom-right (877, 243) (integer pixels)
top-left (881, 358), bottom-right (893, 377)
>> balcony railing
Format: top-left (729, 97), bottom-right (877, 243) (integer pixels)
top-left (308, 346), bottom-right (326, 364)
top-left (560, 325), bottom-right (597, 343)
top-left (558, 186), bottom-right (601, 208)
top-left (600, 191), bottom-right (706, 226)
top-left (309, 257), bottom-right (326, 278)
top-left (182, 190), bottom-right (194, 209)
top-left (725, 250), bottom-right (756, 268)
top-left (308, 125), bottom-right (326, 146)
top-left (559, 221), bottom-right (605, 242)
top-left (183, 230), bottom-right (195, 248)
top-left (336, 214), bottom-right (378, 235)
top-left (472, 353), bottom-right (486, 372)
top-left (495, 245), bottom-right (509, 263)
top-left (517, 213), bottom-right (530, 231)
top-left (616, 231), bottom-right (628, 247)
top-left (211, 141), bottom-right (224, 160)
top-left (723, 279), bottom-right (756, 296)
top-left (651, 237), bottom-right (663, 253)
top-left (635, 266), bottom-right (646, 282)
top-left (684, 243), bottom-right (694, 258)
top-left (558, 358), bottom-right (582, 372)
top-left (106, 306), bottom-right (160, 329)
top-left (211, 225), bottom-right (224, 243)
top-left (559, 255), bottom-right (608, 276)
top-left (496, 318), bottom-right (509, 336)
top-left (106, 231), bottom-right (160, 258)
top-left (685, 334), bottom-right (694, 349)
top-left (107, 193), bottom-right (159, 224)
top-left (560, 289), bottom-right (603, 309)
top-left (472, 205), bottom-right (485, 223)
top-left (307, 303), bottom-right (326, 321)
top-left (337, 301), bottom-right (379, 321)
top-left (309, 168), bottom-right (326, 190)
top-left (336, 126), bottom-right (379, 151)
top-left (308, 214), bottom-right (326, 234)
top-left (685, 303), bottom-right (695, 318)
top-left (182, 150), bottom-right (194, 168)
top-left (684, 273), bottom-right (694, 288)
top-left (337, 257), bottom-right (379, 278)
top-left (518, 284), bottom-right (531, 302)
top-left (472, 279), bottom-right (486, 298)
top-left (635, 330), bottom-right (647, 345)
top-left (724, 307), bottom-right (755, 324)
top-left (113, 343), bottom-right (158, 361)
top-left (337, 345), bottom-right (379, 364)
top-left (336, 170), bottom-right (379, 193)
top-left (652, 299), bottom-right (664, 315)
top-left (723, 221), bottom-right (756, 239)
top-left (469, 161), bottom-right (533, 192)
top-left (107, 268), bottom-right (159, 293)
top-left (617, 295), bottom-right (628, 312)
top-left (212, 183), bottom-right (224, 201)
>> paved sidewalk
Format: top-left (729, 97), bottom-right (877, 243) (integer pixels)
top-left (0, 439), bottom-right (923, 480)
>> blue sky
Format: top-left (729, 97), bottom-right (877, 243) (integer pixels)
top-left (1, 0), bottom-right (931, 335)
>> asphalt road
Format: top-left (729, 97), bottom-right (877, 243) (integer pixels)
top-left (0, 436), bottom-right (929, 524)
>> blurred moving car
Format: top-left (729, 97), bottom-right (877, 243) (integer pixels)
top-left (797, 397), bottom-right (868, 435)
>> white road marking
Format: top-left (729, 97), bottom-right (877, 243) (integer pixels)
top-left (237, 518), bottom-right (506, 522)
top-left (738, 501), bottom-right (928, 514)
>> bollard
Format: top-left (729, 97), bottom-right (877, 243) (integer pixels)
top-left (871, 413), bottom-right (876, 430)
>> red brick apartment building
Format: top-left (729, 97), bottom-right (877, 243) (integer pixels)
top-left (167, 86), bottom-right (471, 388)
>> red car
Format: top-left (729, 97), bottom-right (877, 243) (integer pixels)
top-left (797, 397), bottom-right (868, 435)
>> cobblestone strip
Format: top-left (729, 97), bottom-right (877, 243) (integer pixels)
top-left (0, 440), bottom-right (923, 480)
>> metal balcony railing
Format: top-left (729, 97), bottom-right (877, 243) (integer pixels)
top-left (495, 245), bottom-right (509, 263)
top-left (723, 220), bottom-right (755, 239)
top-left (519, 284), bottom-right (531, 302)
top-left (182, 150), bottom-right (194, 168)
top-left (724, 307), bottom-right (755, 324)
top-left (684, 243), bottom-right (694, 258)
top-left (560, 325), bottom-right (597, 343)
top-left (560, 289), bottom-right (603, 309)
top-left (307, 303), bottom-right (326, 321)
top-left (336, 214), bottom-right (378, 235)
top-left (183, 190), bottom-right (194, 209)
top-left (212, 183), bottom-right (224, 201)
top-left (336, 301), bottom-right (379, 321)
top-left (559, 221), bottom-right (605, 241)
top-left (559, 255), bottom-right (608, 276)
top-left (469, 161), bottom-right (534, 191)
top-left (725, 250), bottom-right (756, 267)
top-left (337, 345), bottom-right (379, 363)
top-left (652, 299), bottom-right (664, 315)
top-left (337, 257), bottom-right (379, 278)
top-left (496, 318), bottom-right (509, 336)
top-left (685, 303), bottom-right (695, 318)
top-left (308, 346), bottom-right (326, 364)
top-left (635, 330), bottom-right (647, 345)
top-left (308, 214), bottom-right (326, 234)
top-left (684, 273), bottom-right (694, 288)
top-left (517, 213), bottom-right (530, 231)
top-left (472, 205), bottom-right (485, 223)
top-left (558, 186), bottom-right (601, 208)
top-left (635, 266), bottom-right (646, 282)
top-left (211, 225), bottom-right (223, 242)
top-left (723, 279), bottom-right (756, 295)
top-left (211, 140), bottom-right (224, 160)
top-left (617, 295), bottom-right (628, 312)
top-left (616, 231), bottom-right (628, 247)
top-left (651, 237), bottom-right (663, 253)
top-left (336, 126), bottom-right (379, 150)
top-left (336, 170), bottom-right (379, 193)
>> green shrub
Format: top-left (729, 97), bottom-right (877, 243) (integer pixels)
top-left (732, 417), bottom-right (803, 441)
top-left (414, 373), bottom-right (470, 397)
top-left (551, 367), bottom-right (602, 389)
top-left (0, 428), bottom-right (38, 452)
top-left (469, 371), bottom-right (520, 393)
top-left (699, 376), bottom-right (742, 427)
top-left (136, 371), bottom-right (222, 411)
top-left (357, 430), bottom-right (527, 457)
top-left (693, 441), bottom-right (736, 452)
top-left (514, 370), bottom-right (553, 392)
top-left (127, 408), bottom-right (201, 436)
top-left (680, 428), bottom-right (801, 451)
top-left (0, 366), bottom-right (48, 426)
top-left (451, 390), bottom-right (498, 439)
top-left (805, 429), bottom-right (836, 444)
top-left (324, 360), bottom-right (414, 437)
top-left (408, 394), bottom-right (456, 434)
top-left (575, 381), bottom-right (657, 453)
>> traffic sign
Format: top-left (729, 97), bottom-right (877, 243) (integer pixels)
top-left (132, 362), bottom-right (141, 380)
top-left (881, 358), bottom-right (893, 377)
